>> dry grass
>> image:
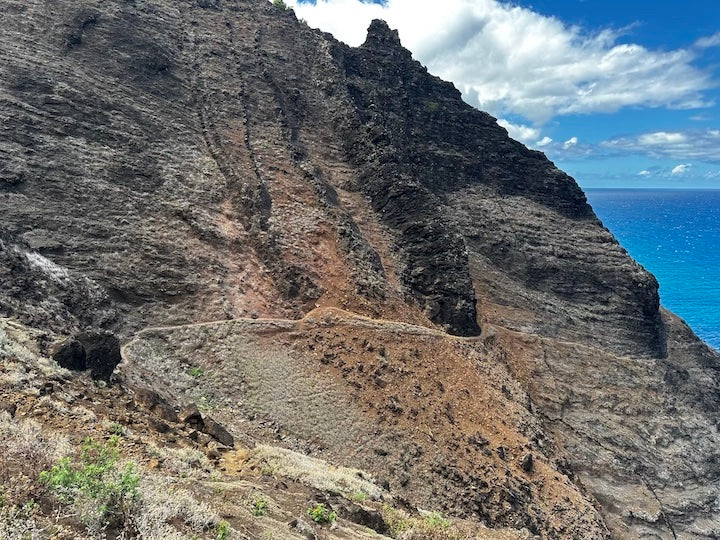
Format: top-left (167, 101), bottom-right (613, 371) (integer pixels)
top-left (0, 412), bottom-right (71, 504)
top-left (0, 413), bottom-right (81, 539)
top-left (0, 505), bottom-right (42, 540)
top-left (147, 444), bottom-right (214, 479)
top-left (249, 444), bottom-right (389, 501)
top-left (381, 506), bottom-right (532, 540)
top-left (0, 319), bottom-right (69, 392)
top-left (127, 475), bottom-right (224, 539)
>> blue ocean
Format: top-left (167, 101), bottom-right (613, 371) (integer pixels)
top-left (585, 189), bottom-right (720, 351)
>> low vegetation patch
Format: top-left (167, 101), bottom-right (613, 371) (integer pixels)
top-left (307, 502), bottom-right (337, 524)
top-left (40, 435), bottom-right (139, 533)
top-left (382, 506), bottom-right (476, 539)
top-left (188, 367), bottom-right (204, 378)
top-left (216, 519), bottom-right (230, 540)
top-left (250, 494), bottom-right (269, 517)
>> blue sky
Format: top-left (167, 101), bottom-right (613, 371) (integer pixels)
top-left (289, 0), bottom-right (720, 188)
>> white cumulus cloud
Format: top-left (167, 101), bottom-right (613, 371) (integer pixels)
top-left (563, 136), bottom-right (578, 149)
top-left (602, 129), bottom-right (720, 162)
top-left (638, 131), bottom-right (688, 145)
top-left (496, 118), bottom-right (539, 143)
top-left (696, 32), bottom-right (720, 49)
top-left (638, 170), bottom-right (651, 176)
top-left (288, 0), bottom-right (715, 124)
top-left (671, 164), bottom-right (691, 176)
top-left (536, 136), bottom-right (553, 147)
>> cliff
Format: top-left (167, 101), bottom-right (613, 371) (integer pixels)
top-left (1, 1), bottom-right (719, 538)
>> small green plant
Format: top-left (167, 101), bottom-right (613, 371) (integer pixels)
top-left (423, 511), bottom-right (450, 529)
top-left (188, 367), bottom-right (204, 378)
top-left (382, 505), bottom-right (412, 536)
top-left (109, 422), bottom-right (125, 436)
top-left (217, 519), bottom-right (230, 540)
top-left (307, 503), bottom-right (337, 524)
top-left (250, 495), bottom-right (268, 517)
top-left (21, 499), bottom-right (38, 514)
top-left (272, 0), bottom-right (290, 10)
top-left (40, 436), bottom-right (139, 529)
top-left (350, 491), bottom-right (367, 502)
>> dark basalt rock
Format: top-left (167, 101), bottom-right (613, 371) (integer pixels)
top-left (178, 403), bottom-right (203, 426)
top-left (148, 417), bottom-right (170, 434)
top-left (77, 331), bottom-right (121, 382)
top-left (0, 233), bottom-right (118, 336)
top-left (201, 416), bottom-right (234, 447)
top-left (65, 8), bottom-right (100, 50)
top-left (341, 502), bottom-right (389, 535)
top-left (1, 3), bottom-right (717, 537)
top-left (521, 453), bottom-right (533, 473)
top-left (1, 401), bottom-right (17, 417)
top-left (133, 387), bottom-right (178, 423)
top-left (362, 20), bottom-right (407, 55)
top-left (0, 158), bottom-right (26, 189)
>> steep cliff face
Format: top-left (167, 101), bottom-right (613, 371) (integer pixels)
top-left (1, 1), bottom-right (719, 538)
top-left (0, 0), bottom-right (663, 353)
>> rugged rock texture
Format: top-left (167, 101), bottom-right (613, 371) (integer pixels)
top-left (0, 0), bottom-right (661, 351)
top-left (1, 1), bottom-right (719, 538)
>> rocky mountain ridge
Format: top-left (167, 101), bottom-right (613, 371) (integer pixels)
top-left (1, 0), bottom-right (719, 538)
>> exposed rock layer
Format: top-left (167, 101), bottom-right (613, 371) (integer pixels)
top-left (1, 1), bottom-right (719, 538)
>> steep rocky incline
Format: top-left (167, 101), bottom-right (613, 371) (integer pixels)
top-left (1, 1), bottom-right (719, 538)
top-left (0, 0), bottom-right (663, 353)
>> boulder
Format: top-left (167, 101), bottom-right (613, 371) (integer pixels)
top-left (521, 453), bottom-right (534, 472)
top-left (133, 387), bottom-right (178, 423)
top-left (342, 502), bottom-right (389, 535)
top-left (202, 416), bottom-right (234, 447)
top-left (179, 403), bottom-right (203, 425)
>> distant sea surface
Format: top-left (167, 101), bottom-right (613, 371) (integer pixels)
top-left (585, 189), bottom-right (720, 351)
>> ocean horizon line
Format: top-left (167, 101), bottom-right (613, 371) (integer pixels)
top-left (584, 187), bottom-right (720, 191)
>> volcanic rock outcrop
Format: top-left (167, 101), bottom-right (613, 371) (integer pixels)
top-left (1, 1), bottom-right (719, 538)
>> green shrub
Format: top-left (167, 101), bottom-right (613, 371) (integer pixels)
top-left (217, 519), bottom-right (230, 540)
top-left (272, 0), bottom-right (290, 10)
top-left (382, 505), bottom-right (412, 536)
top-left (108, 422), bottom-right (125, 436)
top-left (307, 503), bottom-right (337, 524)
top-left (250, 495), bottom-right (268, 517)
top-left (40, 436), bottom-right (139, 531)
top-left (423, 511), bottom-right (450, 529)
top-left (382, 506), bottom-right (458, 538)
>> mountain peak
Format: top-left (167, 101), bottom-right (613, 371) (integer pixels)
top-left (362, 19), bottom-right (407, 53)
